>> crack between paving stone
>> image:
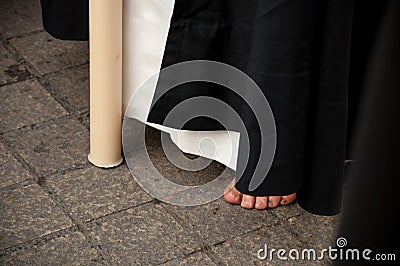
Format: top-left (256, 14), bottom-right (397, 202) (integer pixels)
top-left (40, 61), bottom-right (89, 77)
top-left (2, 29), bottom-right (46, 42)
top-left (268, 210), bottom-right (311, 248)
top-left (0, 137), bottom-right (42, 182)
top-left (0, 136), bottom-right (91, 186)
top-left (38, 184), bottom-right (114, 264)
top-left (36, 63), bottom-right (90, 116)
top-left (5, 37), bottom-right (89, 85)
top-left (158, 203), bottom-right (226, 265)
top-left (0, 113), bottom-right (72, 134)
top-left (82, 199), bottom-right (156, 224)
top-left (0, 226), bottom-right (79, 255)
top-left (1, 114), bottom-right (91, 185)
top-left (36, 186), bottom-right (157, 263)
top-left (2, 40), bottom-right (41, 78)
top-left (0, 76), bottom-right (35, 89)
top-left (3, 39), bottom-right (90, 120)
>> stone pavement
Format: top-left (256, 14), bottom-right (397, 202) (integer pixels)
top-left (0, 0), bottom-right (341, 265)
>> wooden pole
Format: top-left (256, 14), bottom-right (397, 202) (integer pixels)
top-left (88, 0), bottom-right (123, 167)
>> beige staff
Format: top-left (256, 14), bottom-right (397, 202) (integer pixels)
top-left (88, 0), bottom-right (123, 167)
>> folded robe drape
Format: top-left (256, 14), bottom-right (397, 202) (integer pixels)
top-left (41, 0), bottom-right (354, 215)
top-left (147, 0), bottom-right (354, 215)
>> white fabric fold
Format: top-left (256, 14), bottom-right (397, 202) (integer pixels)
top-left (122, 0), bottom-right (239, 170)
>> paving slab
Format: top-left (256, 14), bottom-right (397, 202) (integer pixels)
top-left (146, 144), bottom-right (227, 187)
top-left (144, 127), bottom-right (226, 187)
top-left (0, 0), bottom-right (42, 40)
top-left (124, 124), bottom-right (234, 205)
top-left (0, 230), bottom-right (103, 265)
top-left (212, 225), bottom-right (317, 266)
top-left (44, 165), bottom-right (153, 222)
top-left (271, 202), bottom-right (304, 221)
top-left (86, 203), bottom-right (200, 265)
top-left (9, 31), bottom-right (88, 75)
top-left (161, 252), bottom-right (216, 266)
top-left (3, 117), bottom-right (89, 177)
top-left (0, 79), bottom-right (67, 132)
top-left (0, 183), bottom-right (73, 249)
top-left (162, 198), bottom-right (279, 246)
top-left (41, 64), bottom-right (89, 114)
top-left (0, 44), bottom-right (31, 86)
top-left (284, 212), bottom-right (341, 251)
top-left (0, 141), bottom-right (34, 188)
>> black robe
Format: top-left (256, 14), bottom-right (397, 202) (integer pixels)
top-left (41, 0), bottom-right (355, 215)
top-left (40, 0), bottom-right (88, 40)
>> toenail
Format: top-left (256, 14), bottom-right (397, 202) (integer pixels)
top-left (281, 199), bottom-right (286, 204)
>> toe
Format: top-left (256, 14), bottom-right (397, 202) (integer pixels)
top-left (268, 196), bottom-right (282, 208)
top-left (241, 194), bottom-right (256, 209)
top-left (224, 180), bottom-right (242, 205)
top-left (280, 193), bottom-right (297, 205)
top-left (255, 196), bottom-right (269, 210)
top-left (224, 188), bottom-right (242, 205)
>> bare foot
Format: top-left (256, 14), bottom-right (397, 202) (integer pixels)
top-left (224, 179), bottom-right (296, 210)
